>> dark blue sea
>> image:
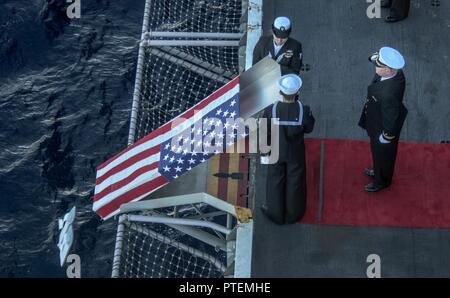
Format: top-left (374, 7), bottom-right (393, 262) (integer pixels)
top-left (0, 0), bottom-right (145, 277)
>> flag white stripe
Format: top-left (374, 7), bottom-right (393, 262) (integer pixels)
top-left (94, 154), bottom-right (160, 195)
top-left (100, 183), bottom-right (169, 220)
top-left (93, 168), bottom-right (161, 211)
top-left (96, 84), bottom-right (239, 178)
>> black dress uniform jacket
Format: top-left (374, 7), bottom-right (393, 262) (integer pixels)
top-left (253, 36), bottom-right (303, 75)
top-left (358, 71), bottom-right (408, 187)
top-left (261, 101), bottom-right (315, 225)
top-left (358, 71), bottom-right (407, 139)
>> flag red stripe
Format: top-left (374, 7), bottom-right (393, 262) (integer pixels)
top-left (96, 124), bottom-right (171, 173)
top-left (96, 176), bottom-right (169, 218)
top-left (95, 145), bottom-right (160, 185)
top-left (94, 162), bottom-right (160, 202)
top-left (97, 77), bottom-right (240, 171)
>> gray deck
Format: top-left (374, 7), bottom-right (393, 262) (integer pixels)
top-left (250, 0), bottom-right (450, 277)
top-left (252, 161), bottom-right (450, 278)
top-left (139, 0), bottom-right (450, 277)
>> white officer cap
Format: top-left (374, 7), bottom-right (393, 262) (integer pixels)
top-left (277, 74), bottom-right (303, 95)
top-left (378, 47), bottom-right (405, 69)
top-left (274, 17), bottom-right (291, 30)
top-left (272, 17), bottom-right (292, 38)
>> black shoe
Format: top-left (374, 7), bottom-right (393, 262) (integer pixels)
top-left (364, 183), bottom-right (386, 193)
top-left (385, 15), bottom-right (401, 22)
top-left (260, 205), bottom-right (283, 225)
top-left (260, 204), bottom-right (269, 215)
top-left (364, 168), bottom-right (375, 178)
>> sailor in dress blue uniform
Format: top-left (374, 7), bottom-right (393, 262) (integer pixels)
top-left (260, 74), bottom-right (315, 225)
top-left (252, 17), bottom-right (303, 75)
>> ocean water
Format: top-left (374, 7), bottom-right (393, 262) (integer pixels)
top-left (0, 0), bottom-right (145, 277)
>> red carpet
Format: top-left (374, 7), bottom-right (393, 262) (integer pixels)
top-left (301, 139), bottom-right (450, 228)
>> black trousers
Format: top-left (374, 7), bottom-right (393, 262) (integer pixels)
top-left (370, 137), bottom-right (400, 187)
top-left (264, 161), bottom-right (307, 225)
top-left (383, 0), bottom-right (411, 19)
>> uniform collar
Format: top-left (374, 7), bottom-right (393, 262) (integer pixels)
top-left (272, 38), bottom-right (288, 56)
top-left (380, 73), bottom-right (397, 81)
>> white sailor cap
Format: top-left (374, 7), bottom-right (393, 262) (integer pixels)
top-left (372, 47), bottom-right (405, 70)
top-left (272, 17), bottom-right (292, 39)
top-left (277, 74), bottom-right (303, 95)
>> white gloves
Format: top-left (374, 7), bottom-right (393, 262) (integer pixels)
top-left (379, 134), bottom-right (391, 144)
top-left (370, 52), bottom-right (379, 62)
top-left (260, 156), bottom-right (270, 165)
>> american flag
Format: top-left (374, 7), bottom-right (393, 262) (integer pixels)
top-left (93, 77), bottom-right (240, 219)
